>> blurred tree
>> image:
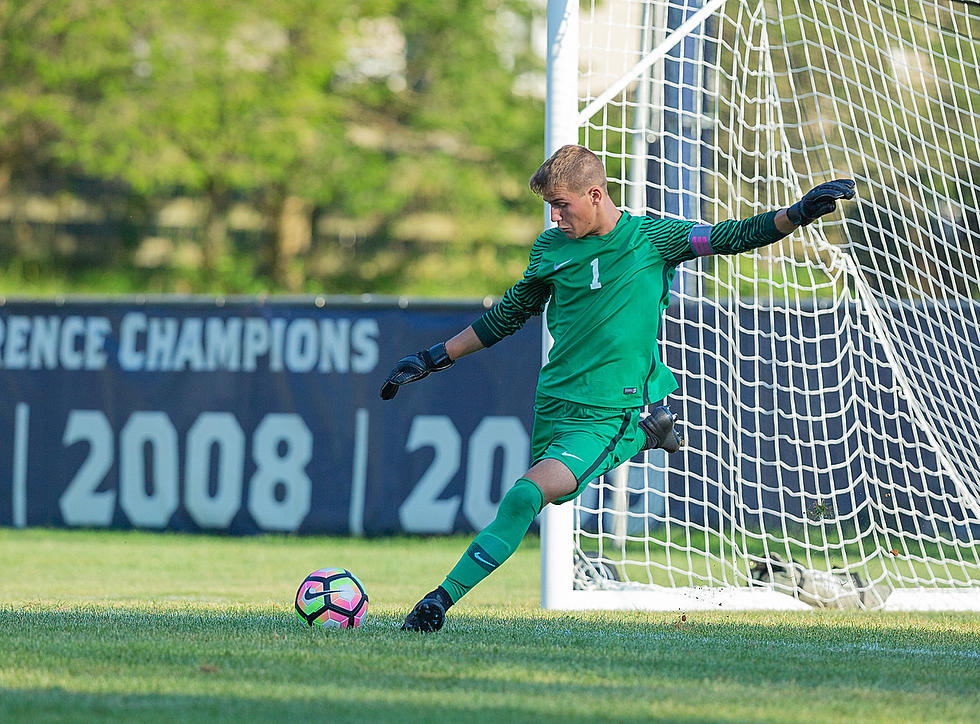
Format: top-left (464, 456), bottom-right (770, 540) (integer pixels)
top-left (0, 0), bottom-right (544, 293)
top-left (0, 1), bottom-right (77, 192)
top-left (335, 0), bottom-right (543, 219)
top-left (22, 2), bottom-right (353, 283)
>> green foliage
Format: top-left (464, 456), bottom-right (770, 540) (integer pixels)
top-left (0, 0), bottom-right (545, 294)
top-left (3, 1), bottom-right (353, 197)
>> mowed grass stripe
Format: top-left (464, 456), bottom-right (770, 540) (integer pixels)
top-left (4, 606), bottom-right (980, 722)
top-left (1, 529), bottom-right (979, 723)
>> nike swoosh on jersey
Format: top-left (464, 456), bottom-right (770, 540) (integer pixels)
top-left (561, 451), bottom-right (583, 461)
top-left (553, 258), bottom-right (574, 270)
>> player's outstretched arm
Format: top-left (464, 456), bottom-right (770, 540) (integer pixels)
top-left (785, 179), bottom-right (856, 227)
top-left (655, 179), bottom-right (857, 264)
top-left (379, 326), bottom-right (484, 400)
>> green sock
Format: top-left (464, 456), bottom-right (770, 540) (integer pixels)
top-left (440, 477), bottom-right (544, 604)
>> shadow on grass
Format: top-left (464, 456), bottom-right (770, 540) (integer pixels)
top-left (0, 686), bottom-right (599, 724)
top-left (2, 606), bottom-right (979, 723)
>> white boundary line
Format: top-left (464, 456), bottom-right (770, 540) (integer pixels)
top-left (598, 629), bottom-right (980, 660)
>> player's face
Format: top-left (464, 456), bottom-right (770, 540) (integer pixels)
top-left (545, 186), bottom-right (601, 239)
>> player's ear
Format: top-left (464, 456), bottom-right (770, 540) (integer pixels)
top-left (588, 186), bottom-right (603, 205)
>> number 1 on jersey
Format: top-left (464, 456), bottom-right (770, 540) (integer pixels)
top-left (590, 258), bottom-right (602, 290)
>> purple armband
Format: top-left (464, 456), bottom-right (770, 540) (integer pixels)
top-left (688, 224), bottom-right (714, 256)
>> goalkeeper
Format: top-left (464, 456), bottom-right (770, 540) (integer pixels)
top-left (381, 144), bottom-right (855, 632)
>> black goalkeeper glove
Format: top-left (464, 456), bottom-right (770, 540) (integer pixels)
top-left (379, 342), bottom-right (454, 400)
top-left (786, 179), bottom-right (856, 226)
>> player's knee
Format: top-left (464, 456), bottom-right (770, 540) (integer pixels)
top-left (498, 478), bottom-right (545, 520)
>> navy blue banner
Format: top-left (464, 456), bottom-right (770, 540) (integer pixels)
top-left (5, 297), bottom-right (972, 540)
top-left (0, 298), bottom-right (541, 535)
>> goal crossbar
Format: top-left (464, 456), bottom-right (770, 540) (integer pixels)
top-left (577, 0), bottom-right (728, 124)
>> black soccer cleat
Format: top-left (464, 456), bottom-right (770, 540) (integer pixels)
top-left (639, 406), bottom-right (684, 454)
top-left (401, 588), bottom-right (451, 632)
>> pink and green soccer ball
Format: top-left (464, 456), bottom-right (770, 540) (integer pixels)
top-left (295, 567), bottom-right (369, 629)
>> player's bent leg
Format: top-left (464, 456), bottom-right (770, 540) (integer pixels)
top-left (639, 405), bottom-right (684, 453)
top-left (524, 456), bottom-right (579, 505)
top-left (440, 477), bottom-right (545, 600)
top-left (402, 476), bottom-right (547, 632)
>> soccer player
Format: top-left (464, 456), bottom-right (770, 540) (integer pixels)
top-left (381, 144), bottom-right (855, 632)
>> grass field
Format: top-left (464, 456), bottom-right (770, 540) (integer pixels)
top-left (2, 529), bottom-right (979, 723)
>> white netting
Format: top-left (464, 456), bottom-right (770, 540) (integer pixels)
top-left (569, 0), bottom-right (980, 609)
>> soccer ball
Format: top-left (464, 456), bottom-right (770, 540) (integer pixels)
top-left (295, 567), bottom-right (369, 629)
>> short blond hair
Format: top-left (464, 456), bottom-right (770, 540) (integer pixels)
top-left (529, 145), bottom-right (608, 196)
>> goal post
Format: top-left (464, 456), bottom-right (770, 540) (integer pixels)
top-left (540, 0), bottom-right (980, 611)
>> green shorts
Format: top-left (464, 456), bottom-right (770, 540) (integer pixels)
top-left (531, 394), bottom-right (646, 505)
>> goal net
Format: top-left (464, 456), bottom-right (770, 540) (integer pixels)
top-left (541, 0), bottom-right (980, 610)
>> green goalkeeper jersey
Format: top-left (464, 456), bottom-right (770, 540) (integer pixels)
top-left (471, 209), bottom-right (786, 409)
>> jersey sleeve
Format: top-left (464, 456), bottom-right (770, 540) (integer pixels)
top-left (651, 210), bottom-right (788, 266)
top-left (471, 234), bottom-right (552, 348)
